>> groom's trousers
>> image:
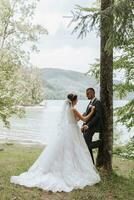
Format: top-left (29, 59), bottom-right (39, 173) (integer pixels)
top-left (83, 129), bottom-right (95, 164)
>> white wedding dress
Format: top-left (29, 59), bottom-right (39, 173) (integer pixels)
top-left (10, 101), bottom-right (100, 192)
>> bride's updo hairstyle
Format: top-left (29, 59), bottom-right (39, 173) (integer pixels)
top-left (67, 93), bottom-right (77, 105)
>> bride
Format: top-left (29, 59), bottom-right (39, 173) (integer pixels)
top-left (10, 93), bottom-right (100, 192)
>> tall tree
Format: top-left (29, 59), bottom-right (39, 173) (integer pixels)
top-left (18, 68), bottom-right (44, 106)
top-left (70, 0), bottom-right (133, 171)
top-left (71, 0), bottom-right (114, 170)
top-left (97, 0), bottom-right (114, 171)
top-left (0, 0), bottom-right (47, 127)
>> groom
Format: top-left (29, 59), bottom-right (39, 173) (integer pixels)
top-left (81, 88), bottom-right (103, 164)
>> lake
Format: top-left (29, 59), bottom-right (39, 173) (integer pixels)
top-left (0, 100), bottom-right (133, 146)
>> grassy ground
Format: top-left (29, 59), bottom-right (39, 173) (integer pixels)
top-left (0, 143), bottom-right (134, 200)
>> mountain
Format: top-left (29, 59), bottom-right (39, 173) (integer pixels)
top-left (39, 68), bottom-right (134, 100)
top-left (39, 68), bottom-right (99, 100)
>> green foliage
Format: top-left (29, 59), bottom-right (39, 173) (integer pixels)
top-left (70, 5), bottom-right (99, 39)
top-left (111, 0), bottom-right (134, 49)
top-left (0, 49), bottom-right (24, 127)
top-left (0, 0), bottom-right (47, 50)
top-left (18, 68), bottom-right (45, 105)
top-left (0, 0), bottom-right (47, 127)
top-left (114, 137), bottom-right (134, 159)
top-left (113, 40), bottom-right (134, 99)
top-left (87, 59), bottom-right (100, 83)
top-left (115, 100), bottom-right (134, 130)
top-left (71, 0), bottom-right (134, 52)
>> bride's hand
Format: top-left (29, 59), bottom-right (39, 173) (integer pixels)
top-left (91, 106), bottom-right (95, 112)
top-left (83, 125), bottom-right (89, 131)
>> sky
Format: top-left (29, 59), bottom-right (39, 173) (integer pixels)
top-left (31, 0), bottom-right (99, 73)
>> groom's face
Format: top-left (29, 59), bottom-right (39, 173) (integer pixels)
top-left (86, 90), bottom-right (94, 100)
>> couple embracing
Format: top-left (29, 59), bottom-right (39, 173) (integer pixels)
top-left (11, 88), bottom-right (103, 192)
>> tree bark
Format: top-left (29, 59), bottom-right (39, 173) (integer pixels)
top-left (96, 0), bottom-right (113, 171)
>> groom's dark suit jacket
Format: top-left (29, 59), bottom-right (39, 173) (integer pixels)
top-left (83, 98), bottom-right (103, 163)
top-left (83, 98), bottom-right (103, 132)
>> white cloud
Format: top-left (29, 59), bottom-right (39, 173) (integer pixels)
top-left (34, 0), bottom-right (95, 32)
top-left (30, 45), bottom-right (99, 73)
top-left (31, 0), bottom-right (99, 72)
top-left (34, 12), bottom-right (63, 35)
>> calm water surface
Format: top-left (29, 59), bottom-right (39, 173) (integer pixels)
top-left (0, 100), bottom-right (133, 146)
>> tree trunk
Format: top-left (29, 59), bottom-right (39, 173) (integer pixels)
top-left (96, 0), bottom-right (113, 171)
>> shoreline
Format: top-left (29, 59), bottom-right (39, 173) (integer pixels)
top-left (0, 100), bottom-right (133, 148)
top-left (0, 139), bottom-right (46, 147)
top-left (0, 136), bottom-right (131, 147)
